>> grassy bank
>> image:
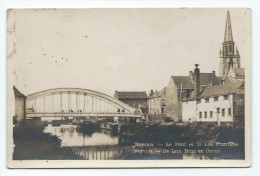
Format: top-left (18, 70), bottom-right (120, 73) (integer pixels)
top-left (13, 121), bottom-right (84, 160)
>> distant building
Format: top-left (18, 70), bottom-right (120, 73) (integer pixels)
top-left (182, 81), bottom-right (244, 126)
top-left (13, 86), bottom-right (26, 122)
top-left (219, 11), bottom-right (245, 83)
top-left (114, 91), bottom-right (148, 114)
top-left (166, 66), bottom-right (220, 121)
top-left (148, 87), bottom-right (167, 115)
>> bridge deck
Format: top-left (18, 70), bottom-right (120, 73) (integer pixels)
top-left (26, 112), bottom-right (141, 118)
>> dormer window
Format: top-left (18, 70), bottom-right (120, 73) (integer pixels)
top-left (205, 98), bottom-right (209, 103)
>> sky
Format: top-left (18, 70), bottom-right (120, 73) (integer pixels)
top-left (7, 8), bottom-right (251, 97)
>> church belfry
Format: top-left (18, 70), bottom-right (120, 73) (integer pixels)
top-left (219, 11), bottom-right (241, 78)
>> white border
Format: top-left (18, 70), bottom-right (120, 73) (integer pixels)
top-left (1, 0), bottom-right (259, 175)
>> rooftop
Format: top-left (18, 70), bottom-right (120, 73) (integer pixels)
top-left (114, 91), bottom-right (148, 99)
top-left (149, 87), bottom-right (167, 99)
top-left (13, 86), bottom-right (26, 98)
top-left (187, 81), bottom-right (244, 100)
top-left (171, 72), bottom-right (220, 89)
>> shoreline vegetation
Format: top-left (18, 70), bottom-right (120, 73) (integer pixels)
top-left (13, 120), bottom-right (244, 160)
top-left (13, 121), bottom-right (85, 160)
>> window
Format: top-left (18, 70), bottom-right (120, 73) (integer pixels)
top-left (161, 107), bottom-right (165, 114)
top-left (217, 108), bottom-right (220, 113)
top-left (229, 45), bottom-right (233, 52)
top-left (199, 112), bottom-right (202, 118)
top-left (210, 111), bottom-right (213, 118)
top-left (205, 98), bottom-right (209, 103)
top-left (224, 95), bottom-right (229, 100)
top-left (214, 96), bottom-right (218, 101)
top-left (228, 108), bottom-right (232, 116)
top-left (222, 108), bottom-right (225, 117)
top-left (204, 111), bottom-right (207, 118)
top-left (197, 99), bottom-right (201, 103)
top-left (177, 91), bottom-right (181, 101)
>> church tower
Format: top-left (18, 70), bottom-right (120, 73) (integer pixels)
top-left (219, 11), bottom-right (241, 79)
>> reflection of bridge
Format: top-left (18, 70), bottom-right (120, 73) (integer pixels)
top-left (26, 88), bottom-right (141, 118)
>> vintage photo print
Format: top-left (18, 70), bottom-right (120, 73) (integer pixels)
top-left (7, 8), bottom-right (251, 168)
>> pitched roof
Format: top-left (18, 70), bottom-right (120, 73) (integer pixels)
top-left (114, 91), bottom-right (147, 99)
top-left (200, 81), bottom-right (244, 97)
top-left (171, 73), bottom-right (220, 89)
top-left (13, 86), bottom-right (26, 98)
top-left (171, 76), bottom-right (193, 89)
top-left (188, 81), bottom-right (244, 100)
top-left (200, 73), bottom-right (220, 86)
top-left (149, 87), bottom-right (167, 98)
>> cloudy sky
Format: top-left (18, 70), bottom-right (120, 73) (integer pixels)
top-left (8, 8), bottom-right (251, 96)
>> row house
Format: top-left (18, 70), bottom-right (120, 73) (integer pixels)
top-left (182, 81), bottom-right (245, 126)
top-left (147, 87), bottom-right (167, 115)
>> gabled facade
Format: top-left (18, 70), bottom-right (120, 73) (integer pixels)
top-left (166, 66), bottom-right (220, 121)
top-left (148, 87), bottom-right (167, 115)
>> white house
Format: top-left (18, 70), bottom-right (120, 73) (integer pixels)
top-left (182, 81), bottom-right (244, 125)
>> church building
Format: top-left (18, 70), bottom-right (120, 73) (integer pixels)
top-left (219, 11), bottom-right (244, 82)
top-left (182, 11), bottom-right (245, 126)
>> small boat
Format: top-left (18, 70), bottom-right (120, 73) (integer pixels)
top-left (76, 120), bottom-right (96, 134)
top-left (100, 122), bottom-right (119, 133)
top-left (52, 121), bottom-right (61, 126)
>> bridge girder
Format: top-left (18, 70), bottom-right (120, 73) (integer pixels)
top-left (26, 88), bottom-right (141, 118)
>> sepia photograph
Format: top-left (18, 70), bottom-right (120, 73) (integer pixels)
top-left (7, 8), bottom-right (251, 168)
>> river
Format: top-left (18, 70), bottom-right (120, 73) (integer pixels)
top-left (42, 123), bottom-right (244, 160)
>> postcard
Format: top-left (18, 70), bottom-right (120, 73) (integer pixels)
top-left (7, 8), bottom-right (251, 168)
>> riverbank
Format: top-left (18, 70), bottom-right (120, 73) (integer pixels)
top-left (13, 121), bottom-right (84, 160)
top-left (119, 122), bottom-right (245, 159)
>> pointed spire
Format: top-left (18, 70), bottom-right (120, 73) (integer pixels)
top-left (224, 10), bottom-right (233, 42)
top-left (236, 46), bottom-right (240, 57)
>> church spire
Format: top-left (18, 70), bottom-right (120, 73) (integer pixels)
top-left (224, 10), bottom-right (233, 42)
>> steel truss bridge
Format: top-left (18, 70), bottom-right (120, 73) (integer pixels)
top-left (26, 88), bottom-right (141, 118)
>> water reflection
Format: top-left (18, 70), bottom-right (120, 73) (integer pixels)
top-left (44, 124), bottom-right (118, 147)
top-left (43, 124), bottom-right (229, 160)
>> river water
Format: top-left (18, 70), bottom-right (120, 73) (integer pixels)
top-left (44, 124), bottom-right (118, 147)
top-left (43, 124), bottom-right (243, 160)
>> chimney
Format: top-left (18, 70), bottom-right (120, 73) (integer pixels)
top-left (189, 71), bottom-right (194, 81)
top-left (150, 89), bottom-right (154, 96)
top-left (194, 64), bottom-right (200, 98)
top-left (212, 70), bottom-right (215, 75)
